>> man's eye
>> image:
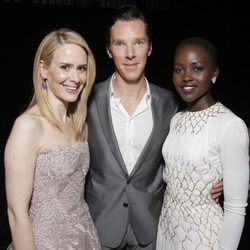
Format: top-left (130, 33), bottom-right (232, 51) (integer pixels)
top-left (114, 41), bottom-right (124, 46)
top-left (136, 40), bottom-right (144, 45)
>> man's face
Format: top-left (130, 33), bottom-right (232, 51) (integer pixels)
top-left (107, 19), bottom-right (152, 84)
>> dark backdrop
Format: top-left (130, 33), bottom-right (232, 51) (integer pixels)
top-left (1, 1), bottom-right (249, 248)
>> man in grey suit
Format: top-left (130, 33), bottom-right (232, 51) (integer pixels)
top-left (85, 5), bottom-right (223, 250)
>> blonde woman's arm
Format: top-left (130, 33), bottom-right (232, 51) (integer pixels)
top-left (5, 114), bottom-right (41, 250)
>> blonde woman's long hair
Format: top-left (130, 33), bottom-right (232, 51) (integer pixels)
top-left (30, 28), bottom-right (96, 140)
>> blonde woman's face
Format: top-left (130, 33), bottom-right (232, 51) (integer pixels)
top-left (43, 43), bottom-right (87, 105)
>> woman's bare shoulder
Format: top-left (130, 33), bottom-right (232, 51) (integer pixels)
top-left (11, 105), bottom-right (45, 139)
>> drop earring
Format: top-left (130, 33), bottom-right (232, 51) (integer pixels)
top-left (41, 78), bottom-right (47, 89)
top-left (212, 77), bottom-right (217, 84)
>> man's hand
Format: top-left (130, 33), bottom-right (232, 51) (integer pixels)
top-left (210, 180), bottom-right (223, 203)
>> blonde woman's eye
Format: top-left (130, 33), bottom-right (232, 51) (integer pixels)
top-left (61, 64), bottom-right (70, 70)
top-left (78, 65), bottom-right (87, 72)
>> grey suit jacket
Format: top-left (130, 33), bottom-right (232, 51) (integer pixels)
top-left (85, 76), bottom-right (178, 248)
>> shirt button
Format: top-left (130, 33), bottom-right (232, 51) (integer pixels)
top-left (123, 202), bottom-right (128, 207)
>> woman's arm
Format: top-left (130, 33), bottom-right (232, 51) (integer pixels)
top-left (5, 114), bottom-right (40, 250)
top-left (218, 117), bottom-right (249, 250)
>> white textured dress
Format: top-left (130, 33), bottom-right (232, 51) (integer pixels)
top-left (156, 102), bottom-right (249, 250)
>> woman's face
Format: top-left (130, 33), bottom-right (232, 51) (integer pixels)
top-left (173, 44), bottom-right (218, 110)
top-left (42, 43), bottom-right (88, 105)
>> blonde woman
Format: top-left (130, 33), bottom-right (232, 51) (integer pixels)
top-left (5, 28), bottom-right (101, 249)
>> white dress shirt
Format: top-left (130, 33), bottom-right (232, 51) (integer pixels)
top-left (110, 74), bottom-right (153, 175)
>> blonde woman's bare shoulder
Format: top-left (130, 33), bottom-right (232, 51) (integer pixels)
top-left (4, 106), bottom-right (45, 174)
top-left (14, 106), bottom-right (43, 132)
top-left (7, 106), bottom-right (44, 147)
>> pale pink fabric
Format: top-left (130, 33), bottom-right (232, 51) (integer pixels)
top-left (7, 142), bottom-right (101, 250)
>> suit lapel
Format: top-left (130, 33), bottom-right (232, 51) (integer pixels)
top-left (95, 79), bottom-right (128, 175)
top-left (130, 85), bottom-right (163, 176)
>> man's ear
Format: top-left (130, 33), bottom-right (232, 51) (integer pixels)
top-left (147, 44), bottom-right (152, 57)
top-left (106, 47), bottom-right (113, 59)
